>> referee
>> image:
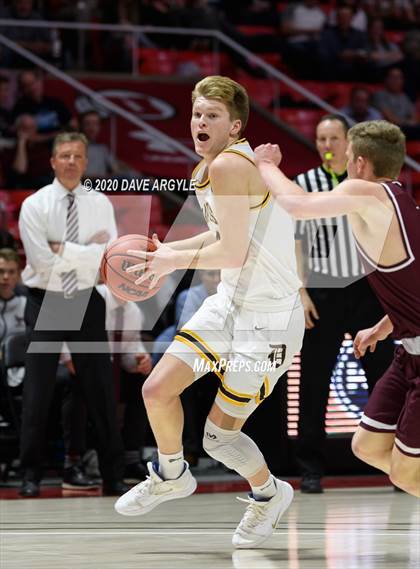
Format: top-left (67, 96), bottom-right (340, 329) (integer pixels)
top-left (295, 114), bottom-right (394, 493)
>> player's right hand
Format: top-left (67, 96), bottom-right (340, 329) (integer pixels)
top-left (353, 327), bottom-right (378, 359)
top-left (254, 143), bottom-right (282, 167)
top-left (299, 288), bottom-right (319, 329)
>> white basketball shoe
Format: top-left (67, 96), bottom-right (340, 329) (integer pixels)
top-left (232, 479), bottom-right (294, 549)
top-left (114, 461), bottom-right (197, 516)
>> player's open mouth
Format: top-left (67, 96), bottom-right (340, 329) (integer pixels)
top-left (197, 133), bottom-right (210, 142)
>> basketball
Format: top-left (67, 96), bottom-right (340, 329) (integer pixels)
top-left (100, 234), bottom-right (165, 302)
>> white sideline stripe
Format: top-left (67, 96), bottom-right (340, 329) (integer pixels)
top-left (395, 437), bottom-right (420, 456)
top-left (361, 414), bottom-right (397, 430)
top-left (0, 531), bottom-right (413, 536)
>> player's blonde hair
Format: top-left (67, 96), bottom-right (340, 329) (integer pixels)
top-left (192, 75), bottom-right (249, 135)
top-left (348, 120), bottom-right (405, 179)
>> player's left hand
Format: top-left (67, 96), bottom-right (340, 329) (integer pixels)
top-left (127, 234), bottom-right (177, 288)
top-left (254, 144), bottom-right (282, 167)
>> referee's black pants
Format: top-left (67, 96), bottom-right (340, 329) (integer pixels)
top-left (296, 277), bottom-right (395, 477)
top-left (20, 287), bottom-right (124, 483)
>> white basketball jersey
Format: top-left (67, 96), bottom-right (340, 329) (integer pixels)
top-left (192, 139), bottom-right (301, 311)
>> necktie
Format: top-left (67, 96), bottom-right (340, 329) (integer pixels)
top-left (112, 305), bottom-right (124, 400)
top-left (61, 193), bottom-right (79, 298)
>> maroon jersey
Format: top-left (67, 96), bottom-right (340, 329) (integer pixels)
top-left (356, 181), bottom-right (420, 339)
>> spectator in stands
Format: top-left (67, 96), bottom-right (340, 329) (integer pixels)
top-left (18, 131), bottom-right (127, 497)
top-left (224, 0), bottom-right (280, 26)
top-left (317, 5), bottom-right (369, 80)
top-left (401, 30), bottom-right (420, 100)
top-left (0, 0), bottom-right (52, 68)
top-left (137, 0), bottom-right (183, 48)
top-left (281, 0), bottom-right (327, 77)
top-left (363, 0), bottom-right (416, 30)
top-left (0, 248), bottom-right (26, 438)
top-left (294, 114), bottom-right (394, 493)
top-left (365, 18), bottom-right (404, 80)
top-left (328, 0), bottom-right (368, 32)
top-left (372, 67), bottom-right (420, 139)
top-left (6, 114), bottom-right (52, 188)
top-left (79, 111), bottom-right (124, 179)
top-left (12, 70), bottom-right (72, 139)
top-left (0, 76), bottom-right (14, 140)
top-left (340, 86), bottom-right (383, 123)
top-left (0, 248), bottom-right (26, 390)
top-left (0, 201), bottom-right (17, 250)
top-left (61, 283), bottom-right (153, 485)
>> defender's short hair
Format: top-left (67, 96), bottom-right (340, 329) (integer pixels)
top-left (348, 120), bottom-right (405, 178)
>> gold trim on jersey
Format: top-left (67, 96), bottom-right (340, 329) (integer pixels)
top-left (223, 148), bottom-right (255, 166)
top-left (195, 179), bottom-right (210, 190)
top-left (191, 159), bottom-right (204, 180)
top-left (250, 191), bottom-right (270, 210)
top-left (192, 139), bottom-right (251, 191)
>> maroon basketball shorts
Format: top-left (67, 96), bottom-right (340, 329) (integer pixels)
top-left (360, 345), bottom-right (420, 458)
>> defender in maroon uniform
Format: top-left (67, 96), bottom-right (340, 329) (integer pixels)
top-left (254, 120), bottom-right (420, 497)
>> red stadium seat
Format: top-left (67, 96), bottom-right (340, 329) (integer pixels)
top-left (257, 52), bottom-right (284, 70)
top-left (176, 51), bottom-right (227, 76)
top-left (138, 48), bottom-right (177, 75)
top-left (237, 25), bottom-right (277, 35)
top-left (235, 73), bottom-right (279, 107)
top-left (275, 108), bottom-right (324, 138)
top-left (384, 31), bottom-right (405, 45)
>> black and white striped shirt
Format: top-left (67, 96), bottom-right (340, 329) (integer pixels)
top-left (295, 166), bottom-right (364, 279)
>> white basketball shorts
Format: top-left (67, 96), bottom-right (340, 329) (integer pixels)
top-left (166, 292), bottom-right (305, 418)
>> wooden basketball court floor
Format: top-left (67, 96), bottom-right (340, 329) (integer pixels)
top-left (1, 487), bottom-right (419, 569)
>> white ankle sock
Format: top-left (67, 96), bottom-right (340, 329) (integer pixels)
top-left (158, 449), bottom-right (184, 480)
top-left (251, 475), bottom-right (278, 501)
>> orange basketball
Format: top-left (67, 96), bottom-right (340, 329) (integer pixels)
top-left (100, 234), bottom-right (165, 302)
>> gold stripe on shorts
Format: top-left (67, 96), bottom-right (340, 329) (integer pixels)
top-left (174, 331), bottom-right (224, 381)
top-left (180, 329), bottom-right (222, 362)
top-left (218, 382), bottom-right (252, 406)
top-left (255, 375), bottom-right (269, 405)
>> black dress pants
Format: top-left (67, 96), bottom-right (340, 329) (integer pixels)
top-left (62, 368), bottom-right (149, 457)
top-left (296, 277), bottom-right (395, 476)
top-left (20, 287), bottom-right (124, 483)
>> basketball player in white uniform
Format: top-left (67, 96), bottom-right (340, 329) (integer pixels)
top-left (115, 76), bottom-right (305, 548)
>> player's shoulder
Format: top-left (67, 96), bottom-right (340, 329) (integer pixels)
top-left (210, 147), bottom-right (254, 176)
top-left (337, 178), bottom-right (381, 196)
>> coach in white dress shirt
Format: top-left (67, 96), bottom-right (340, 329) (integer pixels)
top-left (18, 132), bottom-right (126, 497)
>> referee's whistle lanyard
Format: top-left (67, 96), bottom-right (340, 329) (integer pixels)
top-left (322, 163), bottom-right (346, 188)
